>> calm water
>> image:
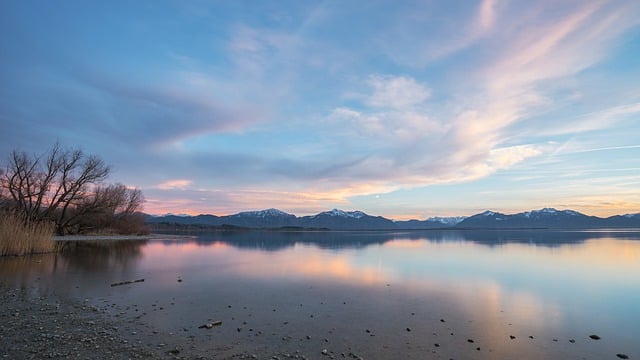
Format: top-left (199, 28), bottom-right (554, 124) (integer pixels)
top-left (1, 230), bottom-right (639, 359)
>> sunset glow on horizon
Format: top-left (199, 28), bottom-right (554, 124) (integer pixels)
top-left (1, 1), bottom-right (639, 219)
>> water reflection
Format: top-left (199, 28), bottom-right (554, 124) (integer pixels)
top-left (57, 240), bottom-right (146, 272)
top-left (171, 229), bottom-right (640, 250)
top-left (1, 230), bottom-right (639, 358)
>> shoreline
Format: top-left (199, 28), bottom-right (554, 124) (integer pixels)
top-left (53, 234), bottom-right (195, 242)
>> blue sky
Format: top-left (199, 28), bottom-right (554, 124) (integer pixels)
top-left (1, 0), bottom-right (639, 219)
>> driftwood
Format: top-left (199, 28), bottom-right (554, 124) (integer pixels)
top-left (198, 321), bottom-right (222, 329)
top-left (110, 278), bottom-right (145, 287)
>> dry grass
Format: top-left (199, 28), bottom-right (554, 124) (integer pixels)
top-left (0, 212), bottom-right (56, 256)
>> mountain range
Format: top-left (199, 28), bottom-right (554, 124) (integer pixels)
top-left (146, 207), bottom-right (640, 230)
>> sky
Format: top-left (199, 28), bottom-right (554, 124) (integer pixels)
top-left (1, 0), bottom-right (640, 220)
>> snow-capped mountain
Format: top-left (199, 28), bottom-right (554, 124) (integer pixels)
top-left (224, 208), bottom-right (297, 227)
top-left (235, 208), bottom-right (295, 218)
top-left (395, 215), bottom-right (468, 229)
top-left (312, 209), bottom-right (367, 219)
top-left (521, 208), bottom-right (583, 218)
top-left (299, 209), bottom-right (395, 229)
top-left (147, 207), bottom-right (640, 230)
top-left (458, 208), bottom-right (599, 228)
top-left (427, 216), bottom-right (468, 226)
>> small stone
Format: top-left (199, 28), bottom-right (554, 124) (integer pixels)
top-left (321, 349), bottom-right (328, 355)
top-left (589, 335), bottom-right (601, 340)
top-left (616, 354), bottom-right (629, 359)
top-left (467, 339), bottom-right (474, 343)
top-left (440, 319), bottom-right (445, 323)
top-left (434, 343), bottom-right (440, 347)
top-left (476, 347), bottom-right (481, 351)
top-left (569, 339), bottom-right (575, 343)
top-left (509, 335), bottom-right (516, 340)
top-left (306, 335), bottom-right (311, 340)
top-left (406, 327), bottom-right (411, 332)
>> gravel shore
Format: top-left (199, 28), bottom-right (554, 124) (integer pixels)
top-left (0, 283), bottom-right (160, 359)
top-left (0, 282), bottom-right (312, 360)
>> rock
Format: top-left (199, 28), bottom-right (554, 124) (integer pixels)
top-left (406, 327), bottom-right (411, 332)
top-left (467, 339), bottom-right (474, 343)
top-left (509, 335), bottom-right (516, 340)
top-left (321, 349), bottom-right (328, 355)
top-left (616, 354), bottom-right (629, 359)
top-left (434, 343), bottom-right (440, 347)
top-left (569, 339), bottom-right (575, 343)
top-left (589, 335), bottom-right (601, 340)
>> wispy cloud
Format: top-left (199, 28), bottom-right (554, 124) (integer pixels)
top-left (366, 75), bottom-right (431, 109)
top-left (155, 179), bottom-right (193, 190)
top-left (568, 144), bottom-right (640, 154)
top-left (2, 1), bottom-right (639, 217)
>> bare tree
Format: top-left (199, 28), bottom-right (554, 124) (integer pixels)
top-left (91, 183), bottom-right (144, 217)
top-left (1, 143), bottom-right (110, 235)
top-left (77, 184), bottom-right (146, 234)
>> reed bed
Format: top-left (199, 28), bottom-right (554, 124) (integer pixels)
top-left (0, 212), bottom-right (55, 256)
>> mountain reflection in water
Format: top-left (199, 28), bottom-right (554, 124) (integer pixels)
top-left (0, 230), bottom-right (638, 359)
top-left (169, 229), bottom-right (640, 250)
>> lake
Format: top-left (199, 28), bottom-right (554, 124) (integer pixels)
top-left (1, 229), bottom-right (639, 359)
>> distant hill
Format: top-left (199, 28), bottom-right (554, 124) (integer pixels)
top-left (297, 209), bottom-right (396, 230)
top-left (457, 208), bottom-right (598, 228)
top-left (146, 207), bottom-right (640, 230)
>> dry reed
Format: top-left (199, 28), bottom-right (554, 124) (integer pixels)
top-left (0, 212), bottom-right (55, 256)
